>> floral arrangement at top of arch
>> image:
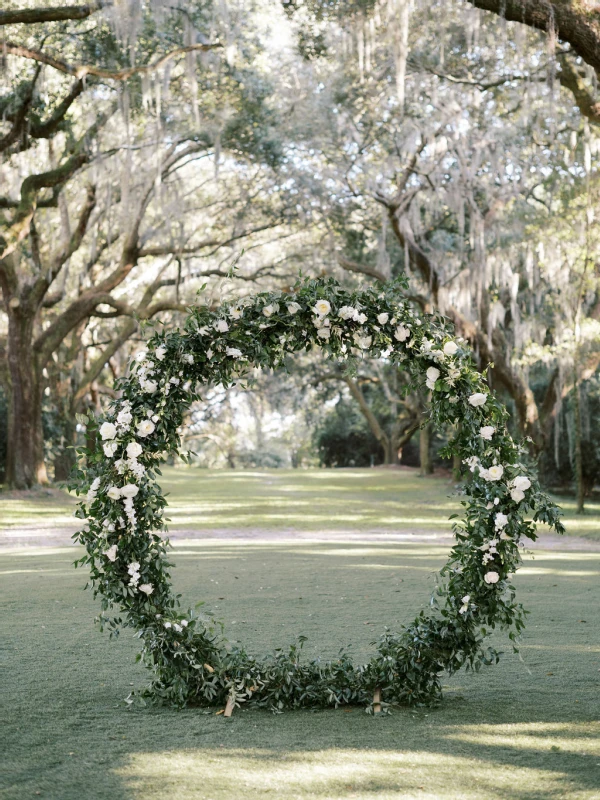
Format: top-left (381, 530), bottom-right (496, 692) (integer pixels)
top-left (70, 275), bottom-right (564, 712)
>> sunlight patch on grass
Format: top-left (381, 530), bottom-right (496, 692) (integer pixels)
top-left (445, 721), bottom-right (600, 755)
top-left (118, 743), bottom-right (595, 800)
top-left (517, 567), bottom-right (600, 576)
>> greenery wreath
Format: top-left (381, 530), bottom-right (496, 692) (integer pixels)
top-left (70, 275), bottom-right (564, 712)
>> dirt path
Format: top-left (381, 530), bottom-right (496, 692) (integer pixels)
top-left (1, 523), bottom-right (598, 551)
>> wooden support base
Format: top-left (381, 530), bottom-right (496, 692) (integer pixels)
top-left (223, 695), bottom-right (235, 717)
top-left (373, 687), bottom-right (382, 714)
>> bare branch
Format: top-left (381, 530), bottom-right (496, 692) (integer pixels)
top-left (139, 220), bottom-right (284, 258)
top-left (2, 42), bottom-right (222, 82)
top-left (0, 3), bottom-right (105, 26)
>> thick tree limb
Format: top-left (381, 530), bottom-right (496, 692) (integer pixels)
top-left (336, 254), bottom-right (388, 282)
top-left (467, 1), bottom-right (600, 75)
top-left (3, 42), bottom-right (222, 81)
top-left (0, 67), bottom-right (41, 153)
top-left (30, 80), bottom-right (86, 139)
top-left (0, 152), bottom-right (89, 262)
top-left (337, 253), bottom-right (429, 309)
top-left (31, 184), bottom-right (96, 308)
top-left (0, 3), bottom-right (105, 26)
top-left (557, 54), bottom-right (600, 123)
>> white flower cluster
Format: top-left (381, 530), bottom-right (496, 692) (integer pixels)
top-left (510, 475), bottom-right (531, 503)
top-left (426, 366), bottom-right (439, 391)
top-left (164, 618), bottom-right (188, 633)
top-left (87, 477), bottom-right (101, 506)
top-left (463, 456), bottom-right (504, 482)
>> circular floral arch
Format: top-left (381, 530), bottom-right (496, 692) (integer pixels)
top-left (72, 277), bottom-right (563, 711)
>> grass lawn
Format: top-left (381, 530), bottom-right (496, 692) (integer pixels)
top-left (1, 468), bottom-right (600, 799)
top-left (2, 465), bottom-right (600, 539)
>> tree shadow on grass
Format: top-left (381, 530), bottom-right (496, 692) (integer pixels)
top-left (110, 704), bottom-right (600, 800)
top-left (3, 544), bottom-right (600, 799)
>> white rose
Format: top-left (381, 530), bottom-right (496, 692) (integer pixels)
top-left (117, 409), bottom-right (132, 427)
top-left (139, 583), bottom-right (153, 596)
top-left (479, 426), bottom-right (495, 440)
top-left (338, 306), bottom-right (358, 320)
top-left (317, 327), bottom-right (331, 340)
top-left (312, 299), bottom-right (331, 317)
top-left (356, 313), bottom-right (367, 324)
top-left (459, 594), bottom-right (470, 614)
top-left (180, 619), bottom-right (188, 627)
top-left (353, 334), bottom-right (372, 349)
top-left (107, 486), bottom-right (121, 500)
top-left (464, 455), bottom-right (480, 472)
top-left (486, 465), bottom-right (504, 481)
top-left (513, 476), bottom-right (531, 492)
top-left (135, 350), bottom-right (148, 362)
top-left (226, 347), bottom-right (244, 358)
top-left (206, 349), bottom-right (213, 360)
top-left (286, 302), bottom-right (302, 315)
top-left (426, 367), bottom-right (440, 382)
top-left (137, 420), bottom-right (155, 438)
top-left (484, 571), bottom-right (500, 585)
top-left (214, 319), bottom-right (229, 333)
top-left (468, 392), bottom-right (488, 407)
top-left (394, 325), bottom-right (410, 342)
top-left (182, 354), bottom-right (194, 364)
top-left (164, 622), bottom-right (172, 629)
top-left (141, 379), bottom-right (158, 394)
top-left (377, 312), bottom-right (389, 325)
top-left (154, 346), bottom-right (166, 361)
top-left (262, 304), bottom-right (276, 317)
top-left (120, 483), bottom-right (139, 498)
top-left (229, 307), bottom-right (243, 319)
top-left (443, 341), bottom-right (458, 356)
top-left (510, 488), bottom-right (525, 503)
top-left (127, 561), bottom-right (140, 575)
top-left (126, 441), bottom-right (143, 459)
top-left (494, 512), bottom-right (508, 529)
top-left (105, 544), bottom-right (118, 562)
top-left (99, 422), bottom-right (117, 440)
top-left (103, 442), bottom-right (118, 458)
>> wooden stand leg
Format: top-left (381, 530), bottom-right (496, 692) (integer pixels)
top-left (373, 687), bottom-right (382, 715)
top-left (224, 695), bottom-right (235, 717)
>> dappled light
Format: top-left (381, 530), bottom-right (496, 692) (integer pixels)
top-left (3, 0), bottom-right (600, 795)
top-left (117, 728), bottom-right (600, 800)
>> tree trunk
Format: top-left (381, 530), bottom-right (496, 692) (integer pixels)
top-left (4, 305), bottom-right (48, 488)
top-left (53, 416), bottom-right (77, 481)
top-left (573, 359), bottom-right (585, 515)
top-left (419, 422), bottom-right (433, 476)
top-left (343, 376), bottom-right (391, 465)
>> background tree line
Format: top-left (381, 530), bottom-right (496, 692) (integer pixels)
top-left (1, 0), bottom-right (599, 510)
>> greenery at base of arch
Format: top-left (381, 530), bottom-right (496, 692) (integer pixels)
top-left (69, 276), bottom-right (564, 711)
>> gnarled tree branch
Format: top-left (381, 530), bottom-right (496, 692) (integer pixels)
top-left (0, 3), bottom-right (105, 26)
top-left (2, 42), bottom-right (222, 81)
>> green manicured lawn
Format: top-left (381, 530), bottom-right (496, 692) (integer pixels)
top-left (2, 468), bottom-right (600, 799)
top-left (2, 465), bottom-right (600, 539)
